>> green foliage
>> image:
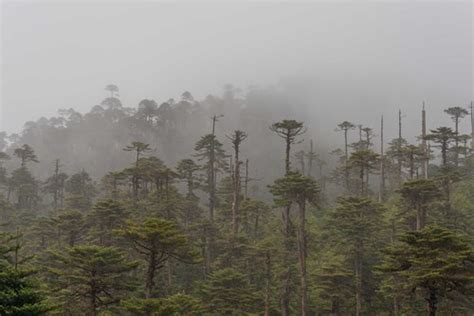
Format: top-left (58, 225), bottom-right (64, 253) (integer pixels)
top-left (122, 294), bottom-right (204, 316)
top-left (379, 225), bottom-right (474, 314)
top-left (45, 245), bottom-right (138, 314)
top-left (200, 268), bottom-right (261, 315)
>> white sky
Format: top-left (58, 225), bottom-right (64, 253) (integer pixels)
top-left (1, 1), bottom-right (473, 140)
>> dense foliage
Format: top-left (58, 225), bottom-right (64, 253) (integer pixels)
top-left (0, 85), bottom-right (473, 315)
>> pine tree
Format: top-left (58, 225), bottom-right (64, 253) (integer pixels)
top-left (45, 245), bottom-right (137, 315)
top-left (200, 268), bottom-right (260, 315)
top-left (269, 171), bottom-right (319, 315)
top-left (328, 197), bottom-right (385, 316)
top-left (379, 225), bottom-right (474, 316)
top-left (117, 217), bottom-right (198, 298)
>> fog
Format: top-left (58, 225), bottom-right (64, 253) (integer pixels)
top-left (2, 1), bottom-right (472, 143)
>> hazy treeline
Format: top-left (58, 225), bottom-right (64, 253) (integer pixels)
top-left (0, 84), bottom-right (473, 315)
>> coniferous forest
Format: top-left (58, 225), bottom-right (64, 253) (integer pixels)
top-left (0, 83), bottom-right (473, 315)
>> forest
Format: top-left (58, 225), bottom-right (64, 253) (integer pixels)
top-left (0, 84), bottom-right (473, 316)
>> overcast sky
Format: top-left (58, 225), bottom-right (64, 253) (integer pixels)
top-left (1, 1), bottom-right (473, 140)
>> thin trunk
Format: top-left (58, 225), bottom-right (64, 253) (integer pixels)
top-left (281, 133), bottom-right (292, 316)
top-left (379, 116), bottom-right (385, 202)
top-left (308, 140), bottom-right (314, 177)
top-left (355, 252), bottom-right (362, 316)
top-left (470, 102), bottom-right (474, 150)
top-left (454, 116), bottom-right (459, 167)
top-left (231, 141), bottom-right (241, 237)
top-left (344, 130), bottom-right (350, 191)
top-left (297, 200), bottom-right (308, 316)
top-left (264, 251), bottom-right (272, 316)
top-left (427, 290), bottom-right (437, 316)
top-left (145, 254), bottom-right (156, 298)
top-left (244, 159), bottom-right (249, 198)
top-left (416, 206), bottom-right (426, 230)
top-left (422, 103), bottom-right (428, 179)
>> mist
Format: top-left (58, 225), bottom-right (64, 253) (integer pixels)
top-left (2, 1), bottom-right (472, 141)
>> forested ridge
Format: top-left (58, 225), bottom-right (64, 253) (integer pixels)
top-left (0, 84), bottom-right (473, 315)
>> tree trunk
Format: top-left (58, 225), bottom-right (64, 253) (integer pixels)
top-left (264, 251), bottom-right (272, 316)
top-left (427, 290), bottom-right (437, 316)
top-left (355, 252), bottom-right (362, 316)
top-left (231, 143), bottom-right (241, 237)
top-left (281, 134), bottom-right (293, 316)
top-left (145, 254), bottom-right (156, 298)
top-left (297, 200), bottom-right (308, 316)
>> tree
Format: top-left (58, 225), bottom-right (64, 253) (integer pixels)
top-left (45, 245), bottom-right (137, 315)
top-left (122, 294), bottom-right (204, 316)
top-left (328, 197), bottom-right (384, 316)
top-left (43, 159), bottom-right (68, 212)
top-left (336, 121), bottom-right (356, 190)
top-left (398, 179), bottom-right (440, 230)
top-left (87, 199), bottom-right (127, 246)
top-left (117, 218), bottom-right (198, 298)
top-left (194, 134), bottom-right (227, 222)
top-left (64, 170), bottom-right (96, 211)
top-left (226, 130), bottom-right (247, 237)
top-left (269, 119), bottom-right (306, 316)
top-left (269, 171), bottom-right (319, 315)
top-left (0, 233), bottom-right (51, 315)
top-left (425, 127), bottom-right (457, 168)
top-left (347, 149), bottom-right (379, 196)
top-left (200, 268), bottom-right (260, 315)
top-left (13, 144), bottom-right (38, 168)
top-left (444, 106), bottom-right (469, 167)
top-left (57, 209), bottom-right (85, 247)
top-left (176, 159), bottom-right (200, 198)
top-left (379, 225), bottom-right (474, 316)
top-left (124, 142), bottom-right (152, 201)
top-left (105, 84), bottom-right (119, 98)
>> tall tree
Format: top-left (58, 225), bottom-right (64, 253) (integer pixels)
top-left (227, 130), bottom-right (247, 237)
top-left (13, 144), bottom-right (38, 168)
top-left (118, 218), bottom-right (197, 298)
top-left (269, 119), bottom-right (305, 316)
top-left (444, 106), bottom-right (469, 167)
top-left (336, 121), bottom-right (356, 191)
top-left (328, 197), bottom-right (384, 316)
top-left (269, 171), bottom-right (319, 315)
top-left (123, 142), bottom-right (152, 201)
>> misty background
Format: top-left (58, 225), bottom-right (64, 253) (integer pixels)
top-left (1, 1), bottom-right (473, 164)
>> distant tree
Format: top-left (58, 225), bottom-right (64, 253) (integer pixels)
top-left (105, 84), bottom-right (119, 98)
top-left (336, 121), bottom-right (356, 190)
top-left (444, 106), bottom-right (469, 167)
top-left (124, 142), bottom-right (152, 201)
top-left (64, 170), bottom-right (96, 211)
top-left (13, 144), bottom-right (38, 168)
top-left (226, 130), bottom-right (247, 237)
top-left (194, 134), bottom-right (227, 222)
top-left (425, 127), bottom-right (457, 168)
